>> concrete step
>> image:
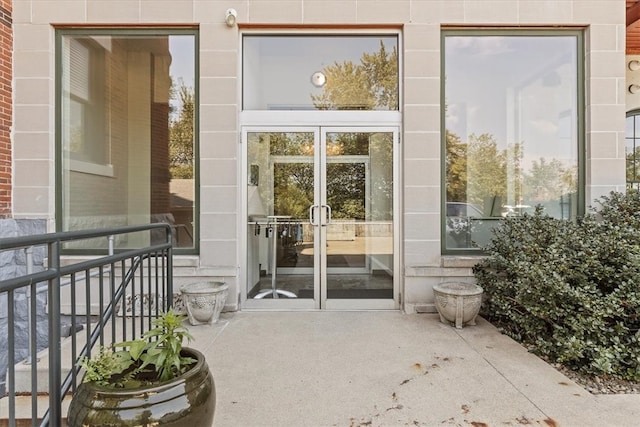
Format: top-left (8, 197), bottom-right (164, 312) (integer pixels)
top-left (3, 319), bottom-right (129, 426)
top-left (12, 324), bottom-right (90, 394)
top-left (0, 394), bottom-right (71, 427)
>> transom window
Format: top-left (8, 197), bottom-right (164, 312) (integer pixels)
top-left (242, 35), bottom-right (398, 111)
top-left (443, 30), bottom-right (583, 252)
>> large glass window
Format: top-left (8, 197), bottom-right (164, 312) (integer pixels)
top-left (443, 31), bottom-right (582, 251)
top-left (626, 111), bottom-right (640, 189)
top-left (58, 30), bottom-right (197, 250)
top-left (243, 35), bottom-right (398, 111)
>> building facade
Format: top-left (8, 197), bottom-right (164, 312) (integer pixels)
top-left (10, 1), bottom-right (628, 313)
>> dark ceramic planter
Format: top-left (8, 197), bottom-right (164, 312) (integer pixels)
top-left (67, 348), bottom-right (215, 427)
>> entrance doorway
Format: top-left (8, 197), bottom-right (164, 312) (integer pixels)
top-left (244, 127), bottom-right (397, 309)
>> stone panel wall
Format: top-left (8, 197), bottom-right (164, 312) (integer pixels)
top-left (0, 219), bottom-right (47, 394)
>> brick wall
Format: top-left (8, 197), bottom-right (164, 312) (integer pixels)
top-left (0, 0), bottom-right (10, 218)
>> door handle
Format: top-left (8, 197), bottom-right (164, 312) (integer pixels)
top-left (309, 205), bottom-right (319, 226)
top-left (321, 205), bottom-right (332, 226)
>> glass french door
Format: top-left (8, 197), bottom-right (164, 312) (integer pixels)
top-left (244, 127), bottom-right (397, 309)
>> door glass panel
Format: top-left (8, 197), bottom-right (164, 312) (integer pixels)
top-left (325, 132), bottom-right (394, 299)
top-left (246, 132), bottom-right (315, 299)
top-left (327, 162), bottom-right (366, 269)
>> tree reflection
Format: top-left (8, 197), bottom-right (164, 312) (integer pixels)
top-left (446, 129), bottom-right (577, 217)
top-left (311, 41), bottom-right (398, 111)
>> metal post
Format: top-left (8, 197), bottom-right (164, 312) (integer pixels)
top-left (24, 247), bottom-right (39, 365)
top-left (47, 240), bottom-right (62, 426)
top-left (166, 225), bottom-right (173, 306)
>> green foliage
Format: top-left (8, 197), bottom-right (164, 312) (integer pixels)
top-left (445, 128), bottom-right (577, 214)
top-left (170, 164), bottom-right (194, 179)
top-left (445, 130), bottom-right (468, 203)
top-left (273, 162), bottom-right (314, 219)
top-left (626, 146), bottom-right (640, 184)
top-left (311, 40), bottom-right (398, 111)
top-left (474, 191), bottom-right (640, 381)
top-left (465, 133), bottom-right (511, 206)
top-left (169, 82), bottom-right (194, 179)
top-left (79, 346), bottom-right (134, 388)
top-left (78, 309), bottom-right (196, 388)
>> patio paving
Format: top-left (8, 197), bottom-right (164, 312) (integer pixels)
top-left (190, 311), bottom-right (640, 427)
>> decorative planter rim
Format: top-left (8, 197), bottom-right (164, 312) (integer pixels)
top-left (433, 282), bottom-right (483, 296)
top-left (180, 281), bottom-right (228, 294)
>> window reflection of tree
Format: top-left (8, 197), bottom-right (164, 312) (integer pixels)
top-left (274, 163), bottom-right (314, 219)
top-left (310, 41), bottom-right (398, 111)
top-left (446, 130), bottom-right (577, 215)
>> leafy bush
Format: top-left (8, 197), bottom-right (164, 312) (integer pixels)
top-left (473, 191), bottom-right (640, 381)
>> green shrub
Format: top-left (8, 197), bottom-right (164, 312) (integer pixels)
top-left (474, 191), bottom-right (640, 381)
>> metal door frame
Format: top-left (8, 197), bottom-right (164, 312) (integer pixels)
top-left (241, 125), bottom-right (400, 310)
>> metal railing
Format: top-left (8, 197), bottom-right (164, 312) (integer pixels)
top-left (0, 223), bottom-right (173, 426)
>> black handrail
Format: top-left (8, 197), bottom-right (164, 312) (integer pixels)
top-left (0, 223), bottom-right (173, 427)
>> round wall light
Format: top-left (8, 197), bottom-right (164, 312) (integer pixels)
top-left (629, 60), bottom-right (640, 71)
top-left (311, 71), bottom-right (326, 87)
top-left (225, 8), bottom-right (237, 27)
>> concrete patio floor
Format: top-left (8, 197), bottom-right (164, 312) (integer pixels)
top-left (190, 311), bottom-right (640, 427)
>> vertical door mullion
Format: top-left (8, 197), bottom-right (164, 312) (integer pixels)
top-left (318, 128), bottom-right (327, 309)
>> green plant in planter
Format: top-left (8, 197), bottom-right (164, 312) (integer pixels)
top-left (79, 309), bottom-right (196, 388)
top-left (69, 309), bottom-right (216, 426)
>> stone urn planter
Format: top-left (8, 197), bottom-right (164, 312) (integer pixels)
top-left (180, 281), bottom-right (229, 325)
top-left (433, 282), bottom-right (483, 329)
